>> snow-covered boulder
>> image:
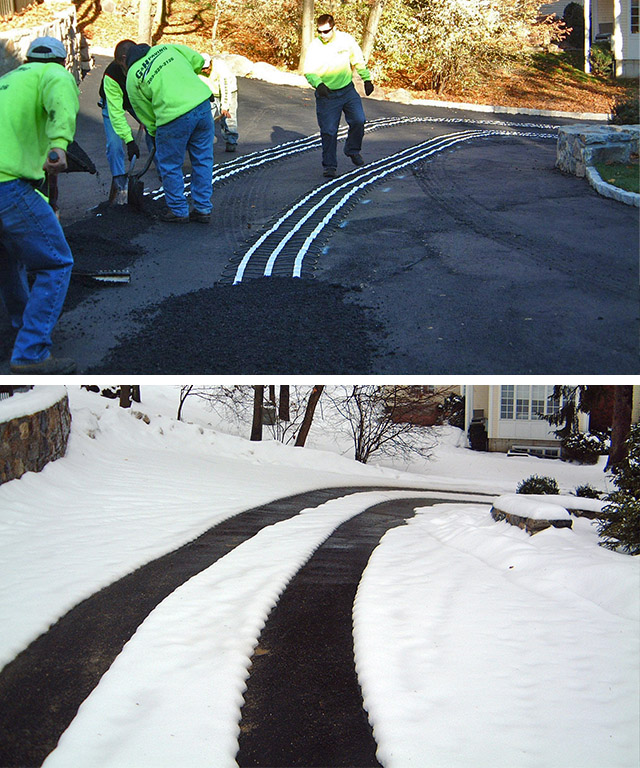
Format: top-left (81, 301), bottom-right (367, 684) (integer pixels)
top-left (491, 494), bottom-right (573, 535)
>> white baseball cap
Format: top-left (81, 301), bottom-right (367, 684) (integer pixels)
top-left (27, 36), bottom-right (67, 61)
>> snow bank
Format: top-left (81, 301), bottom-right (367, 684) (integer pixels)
top-left (354, 503), bottom-right (640, 768)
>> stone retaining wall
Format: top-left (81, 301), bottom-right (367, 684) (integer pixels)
top-left (556, 124), bottom-right (640, 177)
top-left (0, 3), bottom-right (92, 80)
top-left (0, 391), bottom-right (71, 484)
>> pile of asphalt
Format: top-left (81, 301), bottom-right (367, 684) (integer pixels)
top-left (85, 277), bottom-right (382, 375)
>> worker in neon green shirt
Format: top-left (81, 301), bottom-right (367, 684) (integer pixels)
top-left (125, 43), bottom-right (214, 223)
top-left (0, 36), bottom-right (79, 374)
top-left (303, 13), bottom-right (374, 178)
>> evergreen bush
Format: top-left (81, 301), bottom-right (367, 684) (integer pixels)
top-left (574, 483), bottom-right (601, 499)
top-left (588, 42), bottom-right (615, 78)
top-left (597, 423), bottom-right (640, 555)
top-left (562, 431), bottom-right (609, 464)
top-left (610, 95), bottom-right (640, 125)
top-left (516, 475), bottom-right (560, 495)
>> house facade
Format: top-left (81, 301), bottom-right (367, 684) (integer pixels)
top-left (463, 384), bottom-right (589, 456)
top-left (463, 384), bottom-right (640, 455)
top-left (540, 0), bottom-right (639, 77)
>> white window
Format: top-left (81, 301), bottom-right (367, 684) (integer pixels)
top-left (500, 385), bottom-right (556, 421)
top-left (500, 385), bottom-right (514, 419)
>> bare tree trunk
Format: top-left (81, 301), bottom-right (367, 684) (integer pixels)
top-left (138, 0), bottom-right (154, 44)
top-left (361, 0), bottom-right (385, 62)
top-left (131, 386), bottom-right (141, 403)
top-left (606, 385), bottom-right (634, 471)
top-left (295, 385), bottom-right (324, 446)
top-left (279, 385), bottom-right (290, 422)
top-left (298, 0), bottom-right (315, 73)
top-left (177, 385), bottom-right (193, 421)
top-left (251, 385), bottom-right (264, 441)
top-left (119, 386), bottom-right (132, 409)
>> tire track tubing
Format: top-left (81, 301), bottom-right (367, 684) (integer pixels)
top-left (228, 126), bottom-right (556, 284)
top-left (149, 115), bottom-right (556, 203)
top-left (0, 485), bottom-right (469, 767)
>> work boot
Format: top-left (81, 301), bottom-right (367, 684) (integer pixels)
top-left (189, 210), bottom-right (211, 224)
top-left (11, 355), bottom-right (77, 375)
top-left (348, 153), bottom-right (365, 166)
top-left (160, 208), bottom-right (189, 223)
top-left (323, 167), bottom-right (338, 178)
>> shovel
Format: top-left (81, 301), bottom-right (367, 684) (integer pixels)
top-left (127, 129), bottom-right (156, 210)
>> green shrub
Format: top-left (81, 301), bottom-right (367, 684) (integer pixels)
top-left (598, 423), bottom-right (640, 554)
top-left (562, 431), bottom-right (610, 464)
top-left (516, 475), bottom-right (560, 495)
top-left (610, 95), bottom-right (640, 125)
top-left (588, 42), bottom-right (614, 78)
top-left (575, 483), bottom-right (601, 499)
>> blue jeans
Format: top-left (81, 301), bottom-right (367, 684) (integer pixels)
top-left (102, 105), bottom-right (155, 178)
top-left (0, 179), bottom-right (74, 363)
top-left (155, 99), bottom-right (214, 216)
top-left (315, 82), bottom-right (365, 169)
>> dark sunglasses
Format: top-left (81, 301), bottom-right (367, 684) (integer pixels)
top-left (317, 27), bottom-right (333, 34)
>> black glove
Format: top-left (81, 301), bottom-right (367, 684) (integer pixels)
top-left (316, 82), bottom-right (330, 98)
top-left (364, 80), bottom-right (374, 96)
top-left (126, 140), bottom-right (140, 161)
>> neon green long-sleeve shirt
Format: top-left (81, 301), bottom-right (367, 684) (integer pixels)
top-left (0, 62), bottom-right (79, 183)
top-left (303, 30), bottom-right (370, 91)
top-left (103, 71), bottom-right (134, 144)
top-left (126, 44), bottom-right (212, 137)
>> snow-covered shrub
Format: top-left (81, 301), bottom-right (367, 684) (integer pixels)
top-left (574, 483), bottom-right (601, 499)
top-left (598, 423), bottom-right (640, 555)
top-left (562, 431), bottom-right (609, 464)
top-left (516, 474), bottom-right (560, 495)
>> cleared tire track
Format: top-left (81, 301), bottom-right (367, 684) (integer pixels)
top-left (236, 496), bottom-right (449, 767)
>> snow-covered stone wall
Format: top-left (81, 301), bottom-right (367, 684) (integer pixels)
top-left (0, 387), bottom-right (71, 484)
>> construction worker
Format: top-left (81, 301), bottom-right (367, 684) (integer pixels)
top-left (98, 38), bottom-right (153, 204)
top-left (125, 43), bottom-right (214, 223)
top-left (199, 54), bottom-right (239, 152)
top-left (303, 14), bottom-right (374, 178)
top-left (0, 36), bottom-right (79, 374)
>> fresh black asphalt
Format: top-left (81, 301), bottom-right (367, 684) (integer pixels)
top-left (0, 486), bottom-right (467, 767)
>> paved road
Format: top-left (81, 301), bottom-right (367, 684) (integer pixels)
top-left (1, 56), bottom-right (637, 374)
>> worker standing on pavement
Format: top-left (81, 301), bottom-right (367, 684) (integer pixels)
top-left (199, 54), bottom-right (239, 153)
top-left (0, 36), bottom-right (79, 375)
top-left (125, 43), bottom-right (214, 223)
top-left (303, 14), bottom-right (374, 178)
top-left (98, 38), bottom-right (153, 204)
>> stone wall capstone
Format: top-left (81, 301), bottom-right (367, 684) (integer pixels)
top-left (0, 392), bottom-right (71, 484)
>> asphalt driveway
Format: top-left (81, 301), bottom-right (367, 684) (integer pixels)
top-left (1, 56), bottom-right (637, 375)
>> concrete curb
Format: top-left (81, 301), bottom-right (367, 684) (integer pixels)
top-left (586, 164), bottom-right (640, 206)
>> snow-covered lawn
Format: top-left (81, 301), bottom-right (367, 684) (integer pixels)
top-left (1, 386), bottom-right (637, 768)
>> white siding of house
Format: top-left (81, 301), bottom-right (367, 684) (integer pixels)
top-left (617, 0), bottom-right (640, 75)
